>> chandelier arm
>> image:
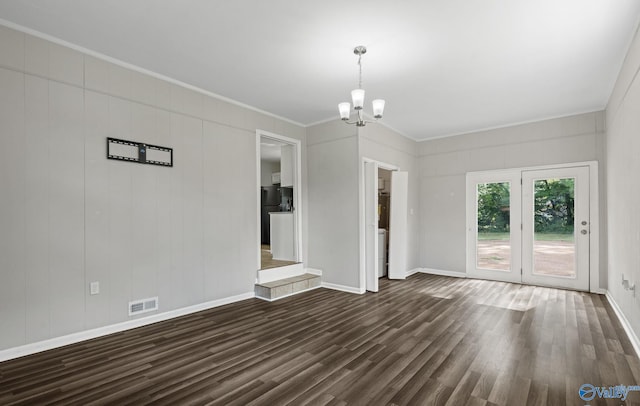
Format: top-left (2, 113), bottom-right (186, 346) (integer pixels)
top-left (342, 110), bottom-right (382, 127)
top-left (342, 119), bottom-right (380, 126)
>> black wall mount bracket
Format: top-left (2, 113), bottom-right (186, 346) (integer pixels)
top-left (107, 137), bottom-right (173, 167)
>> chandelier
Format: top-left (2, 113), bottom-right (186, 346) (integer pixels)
top-left (338, 46), bottom-right (385, 127)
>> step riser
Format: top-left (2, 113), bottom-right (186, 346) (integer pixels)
top-left (255, 275), bottom-right (321, 301)
top-left (255, 285), bottom-right (321, 302)
top-left (257, 263), bottom-right (305, 284)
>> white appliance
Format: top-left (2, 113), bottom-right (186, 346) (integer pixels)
top-left (378, 229), bottom-right (387, 277)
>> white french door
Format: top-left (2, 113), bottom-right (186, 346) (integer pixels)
top-left (521, 167), bottom-right (590, 290)
top-left (467, 172), bottom-right (522, 283)
top-left (467, 165), bottom-right (592, 291)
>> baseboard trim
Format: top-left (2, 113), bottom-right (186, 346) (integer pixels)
top-left (604, 290), bottom-right (640, 359)
top-left (406, 268), bottom-right (422, 277)
top-left (0, 291), bottom-right (255, 363)
top-left (305, 268), bottom-right (323, 276)
top-left (421, 268), bottom-right (468, 279)
top-left (321, 282), bottom-right (365, 294)
top-left (255, 285), bottom-right (322, 302)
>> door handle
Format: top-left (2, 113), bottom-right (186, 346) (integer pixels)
top-left (581, 229), bottom-right (588, 235)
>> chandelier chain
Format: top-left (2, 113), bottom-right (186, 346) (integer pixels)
top-left (358, 54), bottom-right (363, 89)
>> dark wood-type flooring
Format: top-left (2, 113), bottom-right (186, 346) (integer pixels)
top-left (1, 274), bottom-right (639, 405)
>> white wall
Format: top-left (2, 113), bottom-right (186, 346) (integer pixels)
top-left (359, 124), bottom-right (421, 272)
top-left (307, 121), bottom-right (360, 289)
top-left (417, 112), bottom-right (607, 285)
top-left (306, 120), bottom-right (421, 290)
top-left (0, 25), bottom-right (307, 351)
top-left (606, 23), bottom-right (640, 343)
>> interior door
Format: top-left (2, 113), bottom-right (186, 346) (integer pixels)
top-left (466, 171), bottom-right (522, 283)
top-left (388, 171), bottom-right (408, 280)
top-left (521, 167), bottom-right (590, 290)
top-left (365, 161), bottom-right (379, 292)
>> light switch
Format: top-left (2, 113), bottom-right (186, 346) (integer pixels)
top-left (90, 281), bottom-right (100, 295)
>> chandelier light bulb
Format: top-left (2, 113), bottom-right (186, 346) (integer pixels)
top-left (338, 102), bottom-right (351, 120)
top-left (351, 89), bottom-right (365, 110)
top-left (372, 99), bottom-right (385, 119)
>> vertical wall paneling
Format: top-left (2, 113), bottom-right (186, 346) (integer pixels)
top-left (0, 25), bottom-right (24, 70)
top-left (307, 133), bottom-right (360, 289)
top-left (106, 97), bottom-right (133, 323)
top-left (84, 56), bottom-right (109, 94)
top-left (0, 25), bottom-right (308, 353)
top-left (84, 90), bottom-right (111, 329)
top-left (181, 115), bottom-right (205, 306)
top-left (130, 103), bottom-right (160, 305)
top-left (217, 127), bottom-right (257, 295)
top-left (48, 43), bottom-right (84, 87)
top-left (24, 34), bottom-right (49, 78)
top-left (0, 68), bottom-right (26, 348)
top-left (24, 75), bottom-right (51, 342)
top-left (47, 81), bottom-right (85, 337)
top-left (165, 114), bottom-right (186, 309)
top-left (202, 123), bottom-right (257, 297)
top-left (202, 122), bottom-right (224, 299)
top-left (155, 109), bottom-right (174, 310)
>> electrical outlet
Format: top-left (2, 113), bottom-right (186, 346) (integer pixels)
top-left (90, 281), bottom-right (100, 295)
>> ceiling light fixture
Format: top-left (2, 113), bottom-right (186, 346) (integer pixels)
top-left (338, 46), bottom-right (385, 127)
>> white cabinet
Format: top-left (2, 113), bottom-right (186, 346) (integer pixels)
top-left (270, 212), bottom-right (295, 261)
top-left (280, 144), bottom-right (294, 187)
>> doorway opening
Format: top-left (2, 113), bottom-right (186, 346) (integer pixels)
top-left (466, 162), bottom-right (599, 291)
top-left (256, 130), bottom-right (302, 271)
top-left (362, 159), bottom-right (408, 292)
top-left (377, 168), bottom-right (392, 280)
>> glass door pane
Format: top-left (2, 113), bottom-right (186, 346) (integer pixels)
top-left (521, 166), bottom-right (589, 291)
top-left (532, 178), bottom-right (575, 277)
top-left (476, 182), bottom-right (511, 271)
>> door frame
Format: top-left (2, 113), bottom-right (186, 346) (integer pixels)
top-left (359, 157), bottom-right (399, 292)
top-left (465, 161), bottom-right (600, 293)
top-left (255, 129), bottom-right (303, 271)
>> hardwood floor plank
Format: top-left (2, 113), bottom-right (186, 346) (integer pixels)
top-left (443, 369), bottom-right (482, 405)
top-left (1, 274), bottom-right (639, 405)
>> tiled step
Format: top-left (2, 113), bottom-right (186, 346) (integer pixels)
top-left (255, 273), bottom-right (321, 301)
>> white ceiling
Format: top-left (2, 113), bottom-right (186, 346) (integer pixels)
top-left (1, 0), bottom-right (639, 141)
